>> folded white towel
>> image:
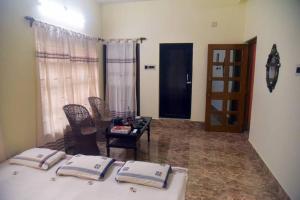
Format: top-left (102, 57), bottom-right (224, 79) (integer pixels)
top-left (56, 154), bottom-right (115, 180)
top-left (115, 160), bottom-right (172, 188)
top-left (10, 148), bottom-right (66, 170)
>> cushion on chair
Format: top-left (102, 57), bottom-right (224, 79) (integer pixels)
top-left (80, 127), bottom-right (97, 135)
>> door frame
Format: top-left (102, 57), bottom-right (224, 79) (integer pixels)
top-left (205, 44), bottom-right (248, 132)
top-left (243, 37), bottom-right (257, 130)
top-left (159, 43), bottom-right (193, 119)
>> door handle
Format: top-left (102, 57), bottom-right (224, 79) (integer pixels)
top-left (186, 74), bottom-right (192, 84)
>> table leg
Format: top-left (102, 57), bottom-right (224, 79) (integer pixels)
top-left (134, 147), bottom-right (137, 160)
top-left (107, 147), bottom-right (110, 157)
top-left (147, 125), bottom-right (151, 142)
top-left (106, 137), bottom-right (110, 157)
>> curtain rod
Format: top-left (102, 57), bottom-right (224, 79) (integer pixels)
top-left (101, 37), bottom-right (147, 43)
top-left (24, 16), bottom-right (147, 43)
top-left (24, 16), bottom-right (102, 41)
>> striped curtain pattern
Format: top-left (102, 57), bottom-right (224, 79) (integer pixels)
top-left (34, 21), bottom-right (100, 147)
top-left (105, 41), bottom-right (137, 118)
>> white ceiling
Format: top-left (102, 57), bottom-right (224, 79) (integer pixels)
top-left (97, 0), bottom-right (153, 4)
top-left (97, 0), bottom-right (245, 4)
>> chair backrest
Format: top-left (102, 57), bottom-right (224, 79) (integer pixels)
top-left (88, 97), bottom-right (113, 122)
top-left (88, 97), bottom-right (105, 121)
top-left (63, 104), bottom-right (94, 129)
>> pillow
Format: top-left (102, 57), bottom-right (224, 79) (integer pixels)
top-left (115, 160), bottom-right (172, 188)
top-left (56, 154), bottom-right (115, 180)
top-left (10, 148), bottom-right (66, 170)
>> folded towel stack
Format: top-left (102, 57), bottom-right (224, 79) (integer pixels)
top-left (10, 148), bottom-right (66, 170)
top-left (9, 148), bottom-right (177, 190)
top-left (56, 154), bottom-right (115, 180)
top-left (115, 160), bottom-right (172, 188)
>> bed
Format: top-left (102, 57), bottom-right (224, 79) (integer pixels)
top-left (0, 157), bottom-right (188, 200)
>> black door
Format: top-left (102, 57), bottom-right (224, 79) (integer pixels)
top-left (159, 43), bottom-right (193, 119)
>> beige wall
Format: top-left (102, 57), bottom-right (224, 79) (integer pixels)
top-left (0, 0), bottom-right (102, 157)
top-left (1, 0), bottom-right (299, 198)
top-left (101, 0), bottom-right (246, 121)
top-left (102, 1), bottom-right (300, 198)
top-left (244, 0), bottom-right (300, 199)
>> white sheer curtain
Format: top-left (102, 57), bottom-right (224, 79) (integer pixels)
top-left (0, 126), bottom-right (6, 162)
top-left (34, 22), bottom-right (100, 146)
top-left (106, 41), bottom-right (136, 118)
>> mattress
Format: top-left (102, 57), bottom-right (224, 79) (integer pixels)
top-left (0, 158), bottom-right (188, 200)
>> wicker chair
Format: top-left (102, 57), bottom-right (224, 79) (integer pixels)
top-left (88, 97), bottom-right (112, 123)
top-left (63, 104), bottom-right (99, 155)
top-left (88, 97), bottom-right (112, 155)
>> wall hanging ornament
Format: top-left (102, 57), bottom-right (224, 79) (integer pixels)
top-left (266, 44), bottom-right (281, 93)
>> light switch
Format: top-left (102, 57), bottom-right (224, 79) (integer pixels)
top-left (145, 65), bottom-right (155, 69)
top-left (296, 65), bottom-right (300, 76)
top-left (211, 21), bottom-right (218, 28)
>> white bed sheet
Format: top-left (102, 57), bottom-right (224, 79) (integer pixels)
top-left (0, 158), bottom-right (188, 200)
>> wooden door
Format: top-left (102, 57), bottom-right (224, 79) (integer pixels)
top-left (205, 44), bottom-right (248, 132)
top-left (159, 43), bottom-right (193, 119)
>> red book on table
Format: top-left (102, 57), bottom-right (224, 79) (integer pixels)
top-left (111, 126), bottom-right (132, 134)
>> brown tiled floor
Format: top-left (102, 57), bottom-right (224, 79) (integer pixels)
top-left (104, 119), bottom-right (290, 200)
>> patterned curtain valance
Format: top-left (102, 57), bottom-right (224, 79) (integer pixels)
top-left (34, 21), bottom-right (99, 64)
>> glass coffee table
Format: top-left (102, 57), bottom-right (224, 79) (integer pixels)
top-left (105, 117), bottom-right (152, 160)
